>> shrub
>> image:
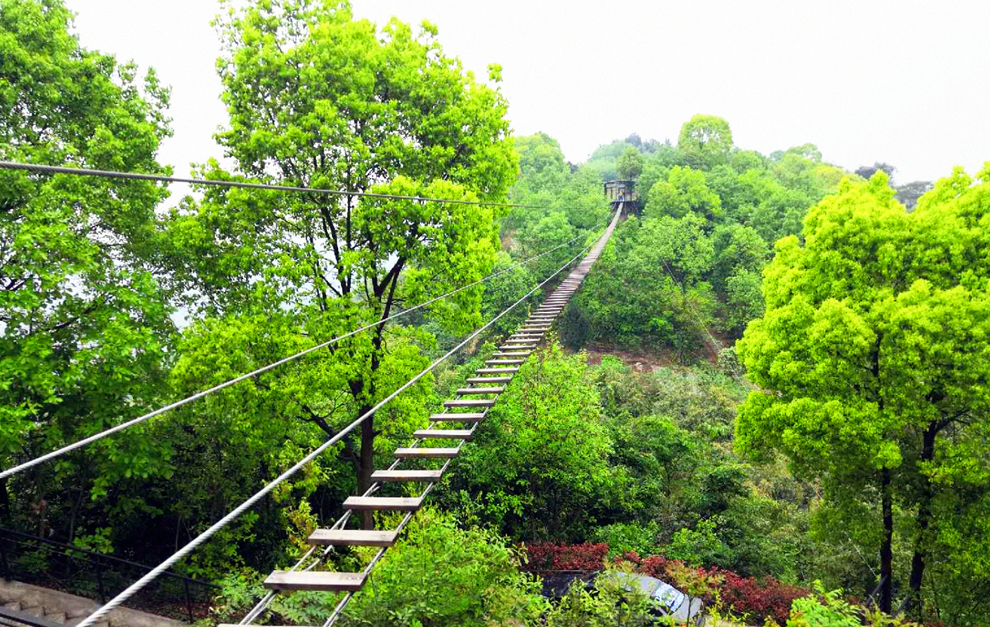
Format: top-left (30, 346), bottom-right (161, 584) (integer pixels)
top-left (716, 568), bottom-right (808, 625)
top-left (590, 522), bottom-right (661, 558)
top-left (342, 509), bottom-right (547, 626)
top-left (546, 568), bottom-right (657, 627)
top-left (526, 542), bottom-right (809, 624)
top-left (442, 345), bottom-right (614, 541)
top-left (524, 542), bottom-right (609, 572)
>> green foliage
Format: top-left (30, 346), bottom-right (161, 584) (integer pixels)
top-left (0, 0), bottom-right (177, 533)
top-left (646, 166), bottom-right (722, 221)
top-left (514, 132), bottom-right (571, 197)
top-left (442, 344), bottom-right (614, 541)
top-left (569, 122), bottom-right (850, 362)
top-left (545, 570), bottom-right (658, 627)
top-left (617, 146), bottom-right (645, 180)
top-left (666, 518), bottom-right (733, 567)
top-left (342, 509), bottom-right (547, 627)
top-left (160, 0), bottom-right (522, 537)
top-left (591, 522), bottom-right (663, 558)
top-left (786, 584), bottom-right (860, 627)
top-left (737, 167), bottom-right (990, 622)
top-left (210, 568), bottom-right (343, 627)
top-left (678, 114), bottom-right (733, 170)
top-left (480, 251), bottom-right (538, 339)
top-left (571, 216), bottom-right (716, 356)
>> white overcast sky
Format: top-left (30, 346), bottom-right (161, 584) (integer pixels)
top-left (65, 0), bottom-right (989, 185)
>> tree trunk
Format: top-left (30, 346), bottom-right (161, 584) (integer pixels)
top-left (905, 420), bottom-right (938, 619)
top-left (359, 407), bottom-right (375, 530)
top-left (0, 477), bottom-right (10, 526)
top-left (880, 466), bottom-right (893, 614)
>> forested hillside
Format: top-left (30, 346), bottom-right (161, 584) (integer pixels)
top-left (1, 1), bottom-right (988, 626)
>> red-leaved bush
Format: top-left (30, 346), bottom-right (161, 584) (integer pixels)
top-left (712, 569), bottom-right (807, 624)
top-left (524, 542), bottom-right (609, 571)
top-left (524, 543), bottom-right (808, 624)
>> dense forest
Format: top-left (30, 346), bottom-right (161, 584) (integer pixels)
top-left (1, 1), bottom-right (988, 626)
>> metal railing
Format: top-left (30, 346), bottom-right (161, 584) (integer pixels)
top-left (0, 526), bottom-right (219, 622)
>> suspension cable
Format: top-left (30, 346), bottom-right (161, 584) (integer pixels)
top-left (73, 241), bottom-right (594, 627)
top-left (0, 232), bottom-right (590, 481)
top-left (0, 160), bottom-right (549, 209)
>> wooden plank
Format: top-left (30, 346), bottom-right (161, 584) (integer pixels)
top-left (484, 359), bottom-right (524, 365)
top-left (307, 529), bottom-right (398, 547)
top-left (476, 367), bottom-right (518, 374)
top-left (264, 570), bottom-right (366, 592)
top-left (430, 412), bottom-right (485, 421)
top-left (413, 429), bottom-right (473, 439)
top-left (372, 469), bottom-right (444, 482)
top-left (466, 376), bottom-right (511, 383)
top-left (455, 387), bottom-right (505, 394)
top-left (393, 447), bottom-right (459, 458)
top-left (492, 351), bottom-right (529, 358)
top-left (344, 496), bottom-right (424, 511)
top-left (444, 398), bottom-right (495, 407)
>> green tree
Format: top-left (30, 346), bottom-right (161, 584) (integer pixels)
top-left (513, 132), bottom-right (571, 197)
top-left (443, 344), bottom-right (614, 541)
top-left (617, 146), bottom-right (645, 180)
top-left (342, 509), bottom-right (547, 626)
top-left (168, 0), bottom-right (518, 529)
top-left (0, 0), bottom-right (175, 529)
top-left (646, 166), bottom-right (722, 222)
top-left (736, 169), bottom-right (990, 619)
top-left (678, 114), bottom-right (733, 170)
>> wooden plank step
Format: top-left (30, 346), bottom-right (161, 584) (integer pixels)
top-left (413, 429), bottom-right (473, 440)
top-left (476, 367), bottom-right (518, 374)
top-left (445, 398), bottom-right (496, 407)
top-left (264, 570), bottom-right (366, 592)
top-left (344, 496), bottom-right (424, 511)
top-left (372, 469), bottom-right (443, 482)
top-left (456, 387), bottom-right (505, 394)
top-left (485, 359), bottom-right (524, 365)
top-left (493, 351), bottom-right (529, 357)
top-left (467, 376), bottom-right (511, 383)
top-left (394, 447), bottom-right (459, 458)
top-left (431, 412), bottom-right (485, 421)
top-left (308, 529), bottom-right (398, 547)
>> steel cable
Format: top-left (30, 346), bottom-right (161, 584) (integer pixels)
top-left (0, 160), bottom-right (547, 209)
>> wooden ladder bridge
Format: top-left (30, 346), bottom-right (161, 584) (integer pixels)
top-left (240, 211), bottom-right (620, 604)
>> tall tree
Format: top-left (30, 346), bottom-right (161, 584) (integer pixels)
top-left (678, 114), bottom-right (733, 170)
top-left (616, 146), bottom-right (645, 180)
top-left (736, 169), bottom-right (990, 619)
top-left (168, 0), bottom-right (517, 528)
top-left (0, 0), bottom-right (175, 531)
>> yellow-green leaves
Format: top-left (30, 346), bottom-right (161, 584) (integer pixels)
top-left (736, 165), bottom-right (990, 615)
